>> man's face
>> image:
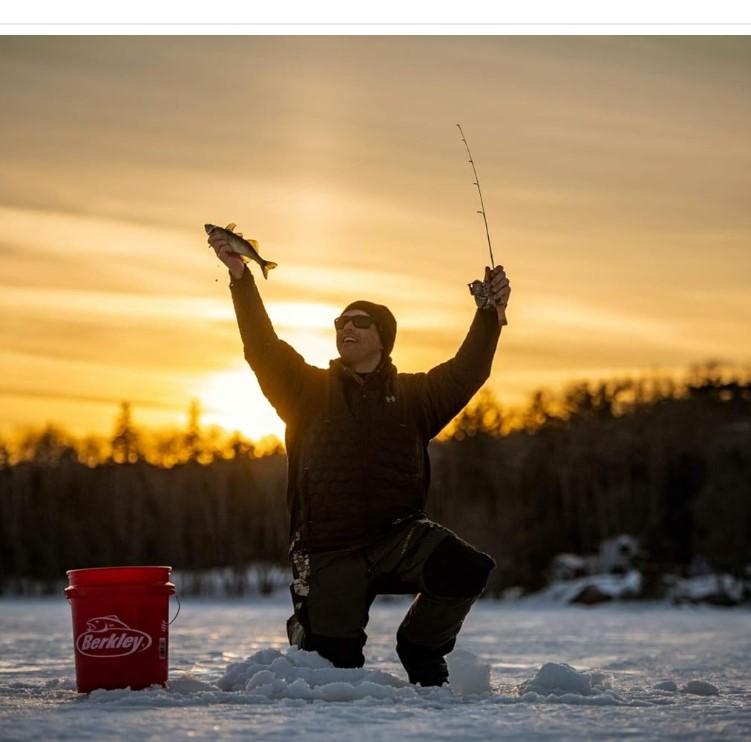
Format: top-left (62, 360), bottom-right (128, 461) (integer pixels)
top-left (335, 310), bottom-right (383, 367)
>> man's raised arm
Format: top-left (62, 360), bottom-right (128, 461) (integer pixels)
top-left (418, 265), bottom-right (510, 439)
top-left (198, 209), bottom-right (322, 430)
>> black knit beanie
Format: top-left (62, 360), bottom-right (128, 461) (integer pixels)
top-left (342, 300), bottom-right (397, 357)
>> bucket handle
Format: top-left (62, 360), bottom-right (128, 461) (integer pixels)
top-left (169, 593), bottom-right (181, 625)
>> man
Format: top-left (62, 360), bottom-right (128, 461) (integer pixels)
top-left (209, 229), bottom-right (510, 686)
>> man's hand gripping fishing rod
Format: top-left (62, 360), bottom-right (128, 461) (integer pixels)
top-left (458, 124), bottom-right (510, 326)
top-left (473, 264), bottom-right (510, 325)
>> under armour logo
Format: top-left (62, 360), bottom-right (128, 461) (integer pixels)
top-left (385, 394), bottom-right (396, 403)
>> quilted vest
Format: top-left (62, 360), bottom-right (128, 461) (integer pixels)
top-left (292, 362), bottom-right (427, 551)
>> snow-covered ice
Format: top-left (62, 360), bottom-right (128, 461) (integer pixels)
top-left (1, 596), bottom-right (750, 739)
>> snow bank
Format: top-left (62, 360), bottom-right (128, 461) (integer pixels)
top-left (217, 647), bottom-right (414, 701)
top-left (82, 647), bottom-right (447, 707)
top-left (517, 662), bottom-right (628, 705)
top-left (75, 649), bottom-right (648, 710)
top-left (83, 647), bottom-right (433, 706)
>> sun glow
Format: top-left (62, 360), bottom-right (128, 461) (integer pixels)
top-left (195, 302), bottom-right (344, 441)
top-left (196, 364), bottom-right (286, 442)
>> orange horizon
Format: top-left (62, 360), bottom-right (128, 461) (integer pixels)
top-left (2, 358), bottom-right (746, 454)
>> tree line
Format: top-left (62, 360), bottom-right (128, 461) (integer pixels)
top-left (1, 361), bottom-right (749, 596)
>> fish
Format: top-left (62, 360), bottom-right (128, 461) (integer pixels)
top-left (86, 615), bottom-right (129, 631)
top-left (204, 222), bottom-right (278, 279)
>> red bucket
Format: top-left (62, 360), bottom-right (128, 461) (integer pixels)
top-left (65, 566), bottom-right (177, 693)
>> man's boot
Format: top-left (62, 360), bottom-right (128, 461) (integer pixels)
top-left (396, 632), bottom-right (452, 687)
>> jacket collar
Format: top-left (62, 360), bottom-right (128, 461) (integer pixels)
top-left (330, 355), bottom-right (395, 387)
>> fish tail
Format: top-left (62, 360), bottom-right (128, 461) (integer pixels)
top-left (261, 260), bottom-right (278, 280)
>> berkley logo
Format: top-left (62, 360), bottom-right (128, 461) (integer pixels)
top-left (75, 615), bottom-right (153, 658)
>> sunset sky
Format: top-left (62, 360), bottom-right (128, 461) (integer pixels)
top-left (1, 36), bottom-right (749, 442)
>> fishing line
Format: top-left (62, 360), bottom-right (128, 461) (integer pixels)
top-left (457, 124), bottom-right (508, 326)
top-left (457, 123), bottom-right (495, 270)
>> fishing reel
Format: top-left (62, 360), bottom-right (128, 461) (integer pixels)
top-left (468, 276), bottom-right (508, 325)
top-left (468, 278), bottom-right (493, 310)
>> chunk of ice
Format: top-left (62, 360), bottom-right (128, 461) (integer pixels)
top-left (681, 680), bottom-right (719, 696)
top-left (519, 662), bottom-right (614, 697)
top-left (446, 649), bottom-right (491, 695)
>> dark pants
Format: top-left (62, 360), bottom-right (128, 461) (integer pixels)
top-left (286, 517), bottom-right (495, 686)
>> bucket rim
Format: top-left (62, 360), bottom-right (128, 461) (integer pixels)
top-left (66, 565), bottom-right (172, 577)
top-left (66, 565), bottom-right (173, 587)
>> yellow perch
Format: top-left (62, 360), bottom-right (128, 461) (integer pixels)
top-left (205, 222), bottom-right (278, 279)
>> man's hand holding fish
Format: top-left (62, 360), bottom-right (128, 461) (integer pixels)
top-left (205, 223), bottom-right (277, 280)
top-left (207, 227), bottom-right (246, 280)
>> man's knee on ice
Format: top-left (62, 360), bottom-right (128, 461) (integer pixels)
top-left (423, 537), bottom-right (495, 598)
top-left (288, 613), bottom-right (365, 668)
top-left (304, 634), bottom-right (365, 668)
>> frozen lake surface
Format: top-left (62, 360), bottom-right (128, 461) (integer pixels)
top-left (1, 596), bottom-right (750, 740)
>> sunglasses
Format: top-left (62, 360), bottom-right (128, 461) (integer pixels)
top-left (334, 315), bottom-right (377, 331)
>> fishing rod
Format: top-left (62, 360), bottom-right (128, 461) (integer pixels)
top-left (457, 123), bottom-right (508, 326)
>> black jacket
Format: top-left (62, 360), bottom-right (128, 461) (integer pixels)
top-left (229, 266), bottom-right (502, 551)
